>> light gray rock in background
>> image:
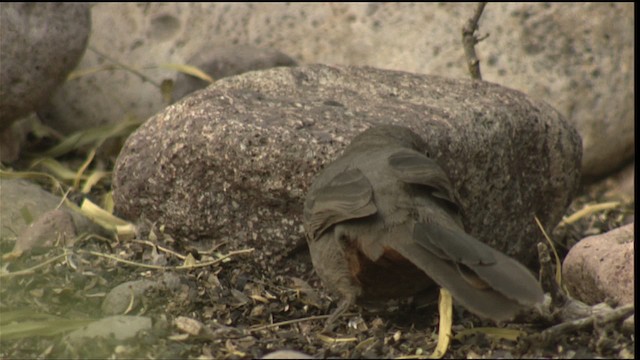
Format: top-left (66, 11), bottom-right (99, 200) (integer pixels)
top-left (0, 113), bottom-right (36, 163)
top-left (113, 64), bottom-right (581, 268)
top-left (172, 45), bottom-right (297, 101)
top-left (599, 161), bottom-right (635, 203)
top-left (8, 209), bottom-right (76, 259)
top-left (622, 315), bottom-right (634, 334)
top-left (563, 223), bottom-right (634, 306)
top-left (0, 3), bottom-right (91, 129)
top-left (39, 3), bottom-right (631, 178)
top-left (0, 179), bottom-right (100, 243)
top-left (481, 3), bottom-right (633, 178)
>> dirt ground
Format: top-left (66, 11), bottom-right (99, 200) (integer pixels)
top-left (0, 175), bottom-right (634, 359)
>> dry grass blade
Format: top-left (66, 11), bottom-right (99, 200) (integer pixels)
top-left (81, 250), bottom-right (167, 270)
top-left (66, 64), bottom-right (119, 81)
top-left (102, 191), bottom-right (115, 213)
top-left (534, 216), bottom-right (562, 286)
top-left (160, 63), bottom-right (215, 83)
top-left (248, 315), bottom-right (334, 332)
top-left (0, 253), bottom-right (68, 277)
top-left (88, 46), bottom-right (161, 88)
top-left (80, 198), bottom-right (132, 232)
top-left (75, 198), bottom-right (136, 240)
top-left (37, 117), bottom-right (143, 158)
top-left (80, 248), bottom-right (254, 271)
top-left (395, 290), bottom-right (454, 359)
top-left (0, 310), bottom-right (93, 340)
top-left (81, 170), bottom-right (111, 194)
top-left (132, 239), bottom-right (188, 260)
top-left (560, 201), bottom-right (621, 225)
top-left (0, 169), bottom-right (65, 196)
top-left (429, 288), bottom-right (453, 359)
top-left (317, 333), bottom-right (358, 344)
top-left (73, 148), bottom-right (97, 189)
top-left (454, 327), bottom-right (525, 341)
top-left (174, 249), bottom-right (254, 269)
top-left (29, 158), bottom-right (82, 182)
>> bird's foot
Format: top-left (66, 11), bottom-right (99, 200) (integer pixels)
top-left (322, 297), bottom-right (353, 334)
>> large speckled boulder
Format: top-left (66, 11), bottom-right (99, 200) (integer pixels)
top-left (113, 64), bottom-right (581, 268)
top-left (0, 3), bottom-right (91, 129)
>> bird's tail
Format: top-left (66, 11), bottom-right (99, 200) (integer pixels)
top-left (389, 221), bottom-right (544, 321)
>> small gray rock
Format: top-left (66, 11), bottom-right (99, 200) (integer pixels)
top-left (101, 280), bottom-right (157, 315)
top-left (113, 65), bottom-right (581, 268)
top-left (262, 350), bottom-right (313, 359)
top-left (102, 273), bottom-right (182, 315)
top-left (65, 315), bottom-right (152, 344)
top-left (563, 223), bottom-right (634, 306)
top-left (0, 3), bottom-right (91, 128)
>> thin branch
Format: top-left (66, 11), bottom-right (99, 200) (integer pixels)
top-left (0, 253), bottom-right (68, 278)
top-left (537, 242), bottom-right (566, 306)
top-left (248, 314), bottom-right (332, 332)
top-left (461, 2), bottom-right (488, 80)
top-left (532, 303), bottom-right (634, 345)
top-left (88, 46), bottom-right (162, 88)
top-left (79, 248), bottom-right (254, 270)
top-left (248, 312), bottom-right (357, 332)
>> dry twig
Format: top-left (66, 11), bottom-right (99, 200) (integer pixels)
top-left (532, 303), bottom-right (634, 345)
top-left (537, 242), bottom-right (566, 306)
top-left (461, 2), bottom-right (488, 80)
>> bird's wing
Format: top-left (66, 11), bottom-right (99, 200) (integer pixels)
top-left (304, 167), bottom-right (378, 242)
top-left (387, 149), bottom-right (544, 313)
top-left (388, 149), bottom-right (459, 211)
top-left (388, 149), bottom-right (495, 266)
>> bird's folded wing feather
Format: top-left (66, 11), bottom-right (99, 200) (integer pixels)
top-left (388, 150), bottom-right (495, 265)
top-left (304, 168), bottom-right (378, 241)
top-left (413, 221), bottom-right (544, 307)
top-left (388, 149), bottom-right (458, 209)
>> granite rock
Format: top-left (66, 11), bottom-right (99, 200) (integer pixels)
top-left (563, 223), bottom-right (634, 306)
top-left (113, 64), bottom-right (581, 268)
top-left (0, 3), bottom-right (91, 129)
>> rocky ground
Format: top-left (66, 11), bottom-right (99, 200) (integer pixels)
top-left (0, 171), bottom-right (634, 359)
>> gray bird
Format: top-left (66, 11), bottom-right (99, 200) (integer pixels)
top-left (303, 125), bottom-right (544, 329)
